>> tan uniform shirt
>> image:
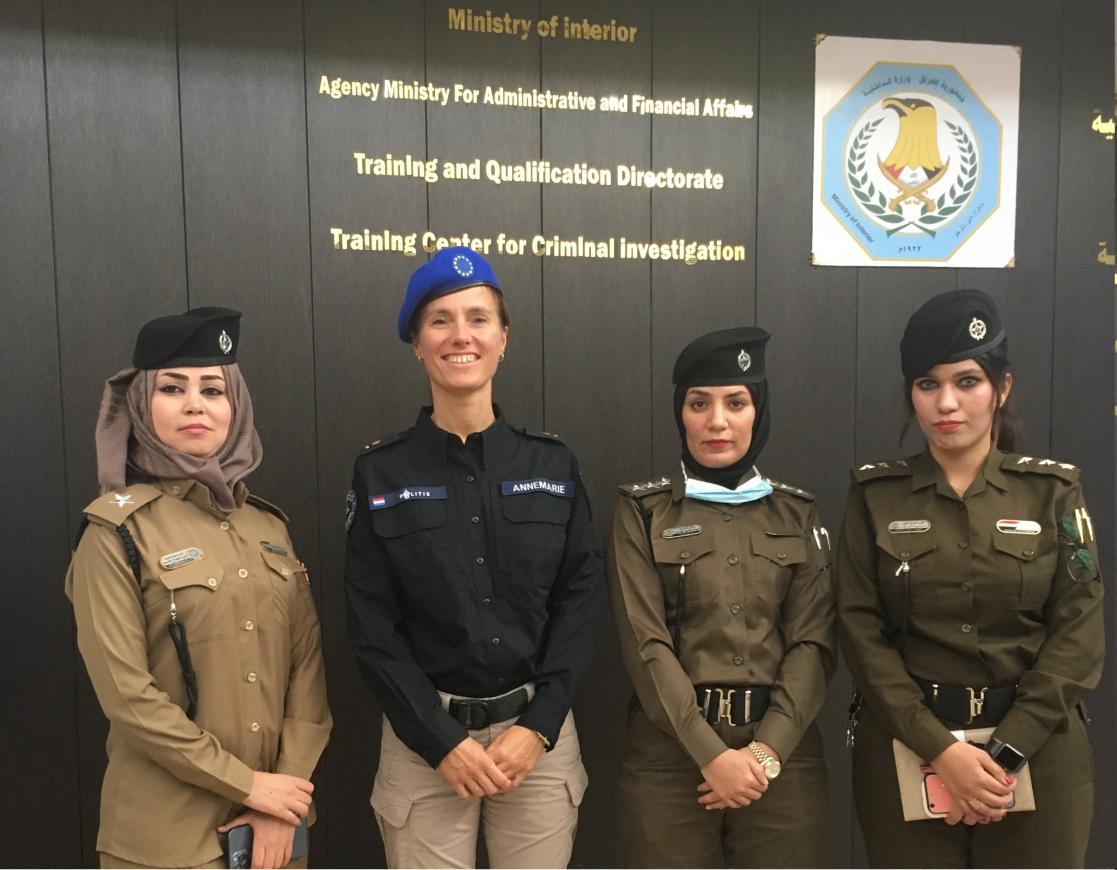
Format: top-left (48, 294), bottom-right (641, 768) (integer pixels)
top-left (66, 478), bottom-right (332, 867)
top-left (837, 449), bottom-right (1104, 763)
top-left (607, 467), bottom-right (836, 768)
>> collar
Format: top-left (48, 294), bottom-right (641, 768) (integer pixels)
top-left (910, 448), bottom-right (1010, 497)
top-left (670, 464), bottom-right (687, 502)
top-left (413, 405), bottom-right (516, 471)
top-left (156, 477), bottom-right (249, 511)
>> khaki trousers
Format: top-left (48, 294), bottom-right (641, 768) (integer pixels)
top-left (371, 707), bottom-right (587, 869)
top-left (99, 853), bottom-right (308, 869)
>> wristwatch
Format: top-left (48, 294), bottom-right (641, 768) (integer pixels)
top-left (746, 741), bottom-right (781, 780)
top-left (984, 737), bottom-right (1026, 773)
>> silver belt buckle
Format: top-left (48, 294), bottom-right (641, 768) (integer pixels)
top-left (717, 688), bottom-right (738, 726)
top-left (967, 686), bottom-right (988, 724)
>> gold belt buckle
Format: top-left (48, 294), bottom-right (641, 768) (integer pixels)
top-left (717, 688), bottom-right (738, 726)
top-left (967, 686), bottom-right (988, 724)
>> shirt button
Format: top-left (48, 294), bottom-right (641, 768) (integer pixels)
top-left (958, 540), bottom-right (969, 549)
top-left (723, 515), bottom-right (732, 523)
top-left (475, 556), bottom-right (485, 565)
top-left (281, 568), bottom-right (291, 577)
top-left (466, 475), bottom-right (475, 483)
top-left (244, 619), bottom-right (255, 631)
top-left (729, 604), bottom-right (742, 615)
top-left (1023, 549), bottom-right (1035, 557)
top-left (900, 552), bottom-right (911, 560)
top-left (246, 672), bottom-right (257, 683)
top-left (207, 577), bottom-right (218, 587)
top-left (491, 637), bottom-right (501, 645)
top-left (219, 521), bottom-right (230, 531)
top-left (680, 551), bottom-right (691, 560)
top-left (727, 554), bottom-right (739, 565)
top-left (776, 552), bottom-right (787, 560)
top-left (961, 623), bottom-right (973, 633)
top-left (961, 583), bottom-right (972, 592)
top-left (238, 568), bottom-right (249, 578)
top-left (170, 485), bottom-right (181, 495)
top-left (471, 516), bottom-right (480, 524)
top-left (250, 722), bottom-right (261, 732)
top-left (733, 655), bottom-right (744, 666)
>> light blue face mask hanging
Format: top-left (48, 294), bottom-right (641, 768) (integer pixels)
top-left (683, 466), bottom-right (773, 504)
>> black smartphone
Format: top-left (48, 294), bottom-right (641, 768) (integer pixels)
top-left (222, 818), bottom-right (309, 869)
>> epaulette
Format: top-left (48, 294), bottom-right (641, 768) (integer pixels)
top-left (360, 429), bottom-right (409, 454)
top-left (618, 476), bottom-right (672, 497)
top-left (1001, 454), bottom-right (1080, 482)
top-left (519, 427), bottom-right (565, 444)
top-left (851, 459), bottom-right (916, 483)
top-left (82, 483), bottom-right (163, 527)
top-left (246, 493), bottom-right (290, 523)
top-left (764, 477), bottom-right (815, 501)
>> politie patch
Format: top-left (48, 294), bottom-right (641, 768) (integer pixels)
top-left (501, 479), bottom-right (574, 497)
top-left (369, 486), bottom-right (449, 509)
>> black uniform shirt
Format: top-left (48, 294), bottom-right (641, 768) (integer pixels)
top-left (345, 407), bottom-right (603, 767)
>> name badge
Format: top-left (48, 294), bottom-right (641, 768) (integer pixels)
top-left (501, 479), bottom-right (574, 497)
top-left (888, 520), bottom-right (931, 534)
top-left (369, 486), bottom-right (448, 509)
top-left (159, 547), bottom-right (203, 570)
top-left (261, 541), bottom-right (289, 555)
top-left (996, 519), bottom-right (1041, 535)
top-left (662, 524), bottom-right (702, 539)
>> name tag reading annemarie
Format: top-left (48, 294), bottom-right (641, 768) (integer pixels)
top-left (369, 486), bottom-right (448, 509)
top-left (501, 479), bottom-right (574, 497)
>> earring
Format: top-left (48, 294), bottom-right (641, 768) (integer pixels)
top-left (416, 353), bottom-right (423, 361)
top-left (499, 352), bottom-right (505, 362)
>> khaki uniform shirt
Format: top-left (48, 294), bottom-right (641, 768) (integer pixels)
top-left (607, 467), bottom-right (836, 768)
top-left (66, 478), bottom-right (332, 867)
top-left (837, 449), bottom-right (1104, 764)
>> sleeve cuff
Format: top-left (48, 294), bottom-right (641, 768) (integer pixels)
top-left (755, 711), bottom-right (799, 762)
top-left (992, 707), bottom-right (1052, 760)
top-left (680, 720), bottom-right (729, 769)
top-left (216, 757), bottom-right (257, 804)
top-left (904, 714), bottom-right (957, 764)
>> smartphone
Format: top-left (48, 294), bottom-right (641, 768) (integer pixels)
top-left (222, 818), bottom-right (309, 869)
top-left (923, 772), bottom-right (953, 816)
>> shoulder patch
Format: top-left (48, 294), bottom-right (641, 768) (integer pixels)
top-left (851, 459), bottom-right (916, 483)
top-left (618, 476), bottom-right (672, 497)
top-left (1001, 454), bottom-right (1080, 482)
top-left (519, 428), bottom-right (565, 445)
top-left (246, 493), bottom-right (290, 523)
top-left (83, 484), bottom-right (162, 527)
top-left (764, 478), bottom-right (815, 501)
top-left (360, 429), bottom-right (409, 455)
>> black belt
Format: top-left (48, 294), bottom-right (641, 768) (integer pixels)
top-left (447, 687), bottom-right (530, 729)
top-left (913, 676), bottom-right (1016, 725)
top-left (695, 685), bottom-right (771, 726)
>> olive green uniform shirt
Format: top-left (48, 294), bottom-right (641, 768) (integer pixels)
top-left (837, 449), bottom-right (1104, 764)
top-left (608, 467), bottom-right (836, 768)
top-left (66, 479), bottom-right (332, 867)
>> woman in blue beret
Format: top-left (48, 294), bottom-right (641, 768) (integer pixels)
top-left (837, 289), bottom-right (1103, 867)
top-left (344, 246), bottom-right (604, 868)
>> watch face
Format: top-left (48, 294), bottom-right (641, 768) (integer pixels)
top-left (764, 759), bottom-right (781, 779)
top-left (994, 745), bottom-right (1025, 773)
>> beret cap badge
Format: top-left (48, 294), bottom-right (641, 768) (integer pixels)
top-left (451, 254), bottom-right (475, 278)
top-left (218, 330), bottom-right (233, 355)
top-left (968, 317), bottom-right (987, 341)
top-left (737, 349), bottom-right (752, 372)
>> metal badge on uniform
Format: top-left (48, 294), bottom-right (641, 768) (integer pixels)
top-left (369, 486), bottom-right (449, 509)
top-left (500, 479), bottom-right (574, 497)
top-left (996, 519), bottom-right (1041, 535)
top-left (662, 524), bottom-right (702, 539)
top-left (888, 520), bottom-right (931, 534)
top-left (261, 541), bottom-right (289, 555)
top-left (159, 547), bottom-right (204, 570)
top-left (345, 488), bottom-right (357, 530)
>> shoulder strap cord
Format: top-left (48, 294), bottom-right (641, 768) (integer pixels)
top-left (75, 519), bottom-right (198, 719)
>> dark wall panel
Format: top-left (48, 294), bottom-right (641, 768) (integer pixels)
top-left (0, 2), bottom-right (79, 866)
top-left (43, 1), bottom-right (187, 863)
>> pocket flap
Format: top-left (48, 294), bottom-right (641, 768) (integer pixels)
top-left (992, 531), bottom-right (1046, 561)
top-left (750, 532), bottom-right (807, 566)
top-left (501, 492), bottom-right (572, 525)
top-left (261, 549), bottom-right (307, 580)
top-left (371, 776), bottom-right (414, 829)
top-left (874, 528), bottom-right (938, 561)
top-left (651, 535), bottom-right (716, 565)
top-left (372, 500), bottom-right (447, 538)
top-left (564, 770), bottom-right (589, 807)
top-left (158, 559), bottom-right (223, 592)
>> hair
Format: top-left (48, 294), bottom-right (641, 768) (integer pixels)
top-left (899, 340), bottom-right (1020, 452)
top-left (409, 284), bottom-right (510, 342)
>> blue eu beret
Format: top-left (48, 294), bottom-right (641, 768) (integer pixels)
top-left (397, 246), bottom-right (502, 342)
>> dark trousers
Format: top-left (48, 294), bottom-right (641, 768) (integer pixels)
top-left (853, 704), bottom-right (1094, 868)
top-left (616, 704), bottom-right (832, 868)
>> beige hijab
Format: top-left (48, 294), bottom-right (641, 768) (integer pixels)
top-left (95, 364), bottom-right (262, 512)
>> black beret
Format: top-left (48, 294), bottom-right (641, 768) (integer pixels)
top-left (900, 289), bottom-right (1004, 381)
top-left (673, 326), bottom-right (770, 387)
top-left (132, 306), bottom-right (241, 369)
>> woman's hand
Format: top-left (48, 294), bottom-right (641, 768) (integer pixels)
top-left (486, 725), bottom-right (545, 789)
top-left (218, 809), bottom-right (296, 869)
top-left (931, 742), bottom-right (1014, 822)
top-left (242, 772), bottom-right (313, 825)
top-left (696, 748), bottom-right (768, 809)
top-left (437, 736), bottom-right (514, 798)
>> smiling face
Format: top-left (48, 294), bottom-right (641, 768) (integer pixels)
top-left (910, 359), bottom-right (1012, 462)
top-left (681, 385), bottom-right (755, 468)
top-left (412, 284), bottom-right (508, 401)
top-left (150, 366), bottom-right (232, 458)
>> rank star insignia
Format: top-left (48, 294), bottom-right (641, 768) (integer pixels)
top-left (1058, 463), bottom-right (1076, 470)
top-left (968, 317), bottom-right (987, 340)
top-left (110, 493), bottom-right (134, 508)
top-left (218, 329), bottom-right (233, 355)
top-left (1038, 459), bottom-right (1056, 465)
top-left (858, 464), bottom-right (876, 471)
top-left (1017, 456), bottom-right (1033, 464)
top-left (737, 349), bottom-right (751, 372)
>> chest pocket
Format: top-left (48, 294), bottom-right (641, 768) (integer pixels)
top-left (499, 492), bottom-right (571, 591)
top-left (372, 499), bottom-right (448, 585)
top-left (148, 560), bottom-right (228, 643)
top-left (874, 530), bottom-right (939, 622)
top-left (750, 532), bottom-right (807, 605)
top-left (262, 549), bottom-right (310, 626)
top-left (651, 536), bottom-right (718, 610)
top-left (992, 530), bottom-right (1056, 611)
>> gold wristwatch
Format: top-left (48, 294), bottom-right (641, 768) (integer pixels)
top-left (747, 741), bottom-right (781, 779)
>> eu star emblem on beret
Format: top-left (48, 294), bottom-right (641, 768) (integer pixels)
top-left (452, 254), bottom-right (475, 278)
